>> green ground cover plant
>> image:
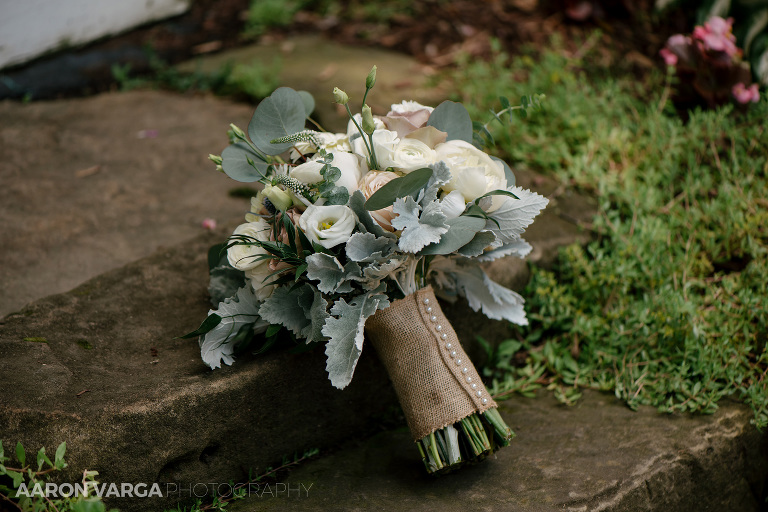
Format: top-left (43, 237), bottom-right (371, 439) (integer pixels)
top-left (450, 35), bottom-right (768, 428)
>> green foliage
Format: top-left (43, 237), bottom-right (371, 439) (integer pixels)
top-left (454, 35), bottom-right (768, 428)
top-left (111, 52), bottom-right (282, 101)
top-left (0, 440), bottom-right (118, 512)
top-left (242, 0), bottom-right (301, 39)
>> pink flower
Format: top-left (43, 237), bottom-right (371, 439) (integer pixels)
top-left (732, 83), bottom-right (760, 104)
top-left (693, 16), bottom-right (738, 57)
top-left (201, 218), bottom-right (217, 230)
top-left (659, 48), bottom-right (678, 67)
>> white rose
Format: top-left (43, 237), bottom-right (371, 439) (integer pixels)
top-left (227, 220), bottom-right (271, 271)
top-left (435, 140), bottom-right (507, 211)
top-left (385, 138), bottom-right (437, 173)
top-left (299, 204), bottom-right (357, 249)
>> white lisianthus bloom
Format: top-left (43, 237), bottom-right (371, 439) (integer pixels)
top-left (347, 114), bottom-right (386, 139)
top-left (435, 140), bottom-right (507, 212)
top-left (389, 100), bottom-right (434, 114)
top-left (227, 219), bottom-right (271, 271)
top-left (332, 152), bottom-right (366, 194)
top-left (290, 160), bottom-right (324, 185)
top-left (352, 129), bottom-right (399, 169)
top-left (385, 138), bottom-right (437, 173)
top-left (299, 204), bottom-right (357, 249)
top-left (439, 190), bottom-right (467, 219)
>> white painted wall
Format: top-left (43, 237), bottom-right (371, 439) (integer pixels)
top-left (0, 0), bottom-right (191, 70)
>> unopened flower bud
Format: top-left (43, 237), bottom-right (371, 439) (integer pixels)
top-left (208, 154), bottom-right (223, 165)
top-left (362, 104), bottom-right (375, 134)
top-left (333, 87), bottom-right (349, 105)
top-left (263, 184), bottom-right (293, 212)
top-left (366, 65), bottom-right (377, 89)
top-left (229, 123), bottom-right (246, 140)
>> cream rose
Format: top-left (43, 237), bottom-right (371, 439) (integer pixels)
top-left (358, 170), bottom-right (399, 231)
top-left (383, 138), bottom-right (437, 173)
top-left (299, 204), bottom-right (357, 249)
top-left (227, 219), bottom-right (271, 271)
top-left (435, 140), bottom-right (507, 211)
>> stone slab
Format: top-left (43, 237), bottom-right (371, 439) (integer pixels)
top-left (176, 34), bottom-right (446, 132)
top-left (229, 390), bottom-right (768, 512)
top-left (0, 91), bottom-right (257, 317)
top-left (0, 231), bottom-right (398, 512)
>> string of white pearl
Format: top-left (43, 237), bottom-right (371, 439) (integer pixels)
top-left (424, 297), bottom-right (488, 405)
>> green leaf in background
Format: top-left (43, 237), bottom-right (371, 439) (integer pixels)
top-left (221, 142), bottom-right (270, 182)
top-left (54, 441), bottom-right (66, 470)
top-left (427, 100), bottom-right (473, 143)
top-left (364, 167), bottom-right (433, 211)
top-left (15, 442), bottom-right (24, 467)
top-left (491, 156), bottom-right (516, 187)
top-left (419, 215), bottom-right (485, 255)
top-left (248, 87), bottom-right (308, 155)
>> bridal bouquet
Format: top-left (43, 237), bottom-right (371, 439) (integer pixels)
top-left (189, 67), bottom-right (548, 473)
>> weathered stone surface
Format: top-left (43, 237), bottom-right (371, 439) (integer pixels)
top-left (229, 390), bottom-right (768, 512)
top-left (176, 34), bottom-right (446, 132)
top-left (0, 91), bottom-right (258, 318)
top-left (0, 231), bottom-right (399, 511)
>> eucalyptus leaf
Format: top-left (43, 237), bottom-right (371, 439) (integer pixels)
top-left (419, 215), bottom-right (486, 255)
top-left (207, 243), bottom-right (228, 271)
top-left (298, 90), bottom-right (315, 117)
top-left (365, 167), bottom-right (433, 211)
top-left (427, 101), bottom-right (473, 143)
top-left (221, 142), bottom-right (270, 183)
top-left (492, 156), bottom-right (516, 187)
top-left (248, 87), bottom-right (308, 155)
top-left (457, 230), bottom-right (498, 257)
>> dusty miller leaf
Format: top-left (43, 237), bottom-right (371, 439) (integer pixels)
top-left (476, 239), bottom-right (533, 261)
top-left (348, 190), bottom-right (396, 239)
top-left (485, 186), bottom-right (549, 244)
top-left (392, 197), bottom-right (448, 253)
top-left (419, 215), bottom-right (485, 255)
top-left (345, 232), bottom-right (398, 262)
top-left (258, 284), bottom-right (315, 337)
top-left (200, 286), bottom-right (267, 369)
top-left (322, 285), bottom-right (390, 389)
top-left (300, 286), bottom-right (328, 344)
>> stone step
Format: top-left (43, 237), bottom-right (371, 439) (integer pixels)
top-left (227, 391), bottom-right (767, 512)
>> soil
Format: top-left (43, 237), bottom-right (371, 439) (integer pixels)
top-left (0, 0), bottom-right (691, 100)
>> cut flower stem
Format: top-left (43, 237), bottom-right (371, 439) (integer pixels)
top-left (417, 402), bottom-right (514, 475)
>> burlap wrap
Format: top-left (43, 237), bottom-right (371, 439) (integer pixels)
top-left (365, 286), bottom-right (497, 441)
